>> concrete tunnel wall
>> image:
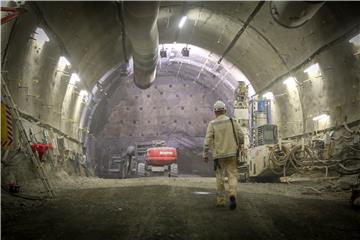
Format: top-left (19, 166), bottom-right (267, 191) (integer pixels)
top-left (1, 1), bottom-right (360, 182)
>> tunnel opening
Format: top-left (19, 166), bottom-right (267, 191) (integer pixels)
top-left (81, 43), bottom-right (255, 179)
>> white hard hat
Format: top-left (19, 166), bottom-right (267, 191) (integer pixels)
top-left (213, 100), bottom-right (226, 111)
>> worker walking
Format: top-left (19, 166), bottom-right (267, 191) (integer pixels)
top-left (203, 100), bottom-right (244, 210)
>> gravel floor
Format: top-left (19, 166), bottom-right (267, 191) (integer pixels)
top-left (2, 176), bottom-right (359, 240)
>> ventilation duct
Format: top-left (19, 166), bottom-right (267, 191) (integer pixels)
top-left (123, 2), bottom-right (160, 89)
top-left (270, 1), bottom-right (325, 28)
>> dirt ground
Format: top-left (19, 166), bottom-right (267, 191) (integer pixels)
top-left (2, 177), bottom-right (360, 240)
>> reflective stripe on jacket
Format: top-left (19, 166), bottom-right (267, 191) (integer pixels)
top-left (203, 114), bottom-right (244, 159)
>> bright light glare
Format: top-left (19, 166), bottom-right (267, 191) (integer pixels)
top-left (58, 56), bottom-right (71, 68)
top-left (193, 191), bottom-right (213, 195)
top-left (304, 63), bottom-right (321, 77)
top-left (349, 33), bottom-right (360, 46)
top-left (178, 16), bottom-right (187, 28)
top-left (169, 50), bottom-right (176, 58)
top-left (283, 76), bottom-right (297, 87)
top-left (79, 90), bottom-right (88, 97)
top-left (262, 92), bottom-right (273, 100)
top-left (69, 73), bottom-right (80, 84)
top-left (34, 27), bottom-right (49, 48)
top-left (79, 90), bottom-right (89, 102)
top-left (312, 113), bottom-right (329, 121)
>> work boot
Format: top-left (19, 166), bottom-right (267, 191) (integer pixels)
top-left (229, 195), bottom-right (237, 210)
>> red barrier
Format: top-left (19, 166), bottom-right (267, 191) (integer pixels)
top-left (31, 144), bottom-right (53, 161)
top-left (1, 7), bottom-right (26, 25)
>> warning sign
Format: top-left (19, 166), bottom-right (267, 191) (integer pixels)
top-left (1, 102), bottom-right (14, 149)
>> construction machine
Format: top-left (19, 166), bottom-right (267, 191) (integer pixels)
top-left (135, 140), bottom-right (178, 177)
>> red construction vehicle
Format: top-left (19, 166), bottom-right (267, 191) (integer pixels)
top-left (145, 147), bottom-right (178, 176)
top-left (146, 147), bottom-right (177, 166)
top-left (134, 141), bottom-right (178, 177)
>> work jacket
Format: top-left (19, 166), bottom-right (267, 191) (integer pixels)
top-left (203, 114), bottom-right (244, 160)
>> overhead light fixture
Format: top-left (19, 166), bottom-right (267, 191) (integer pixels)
top-left (79, 90), bottom-right (89, 102)
top-left (34, 27), bottom-right (49, 48)
top-left (349, 33), bottom-right (360, 46)
top-left (69, 73), bottom-right (80, 84)
top-left (262, 92), bottom-right (273, 100)
top-left (58, 56), bottom-right (71, 67)
top-left (79, 90), bottom-right (88, 97)
top-left (304, 63), bottom-right (321, 77)
top-left (283, 76), bottom-right (297, 87)
top-left (178, 16), bottom-right (187, 29)
top-left (181, 47), bottom-right (190, 57)
top-left (169, 48), bottom-right (176, 58)
top-left (160, 48), bottom-right (167, 58)
top-left (312, 113), bottom-right (329, 121)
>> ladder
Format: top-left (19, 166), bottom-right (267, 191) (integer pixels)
top-left (1, 76), bottom-right (55, 197)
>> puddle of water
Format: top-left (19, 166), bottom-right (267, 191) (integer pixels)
top-left (192, 191), bottom-right (215, 195)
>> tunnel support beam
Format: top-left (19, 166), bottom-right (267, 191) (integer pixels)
top-left (218, 0), bottom-right (265, 64)
top-left (123, 2), bottom-right (160, 89)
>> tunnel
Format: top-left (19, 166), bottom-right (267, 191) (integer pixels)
top-left (1, 1), bottom-right (360, 240)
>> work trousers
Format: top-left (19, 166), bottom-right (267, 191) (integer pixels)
top-left (215, 156), bottom-right (238, 204)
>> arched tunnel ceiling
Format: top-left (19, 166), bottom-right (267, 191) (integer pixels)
top-left (32, 1), bottom-right (360, 93)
